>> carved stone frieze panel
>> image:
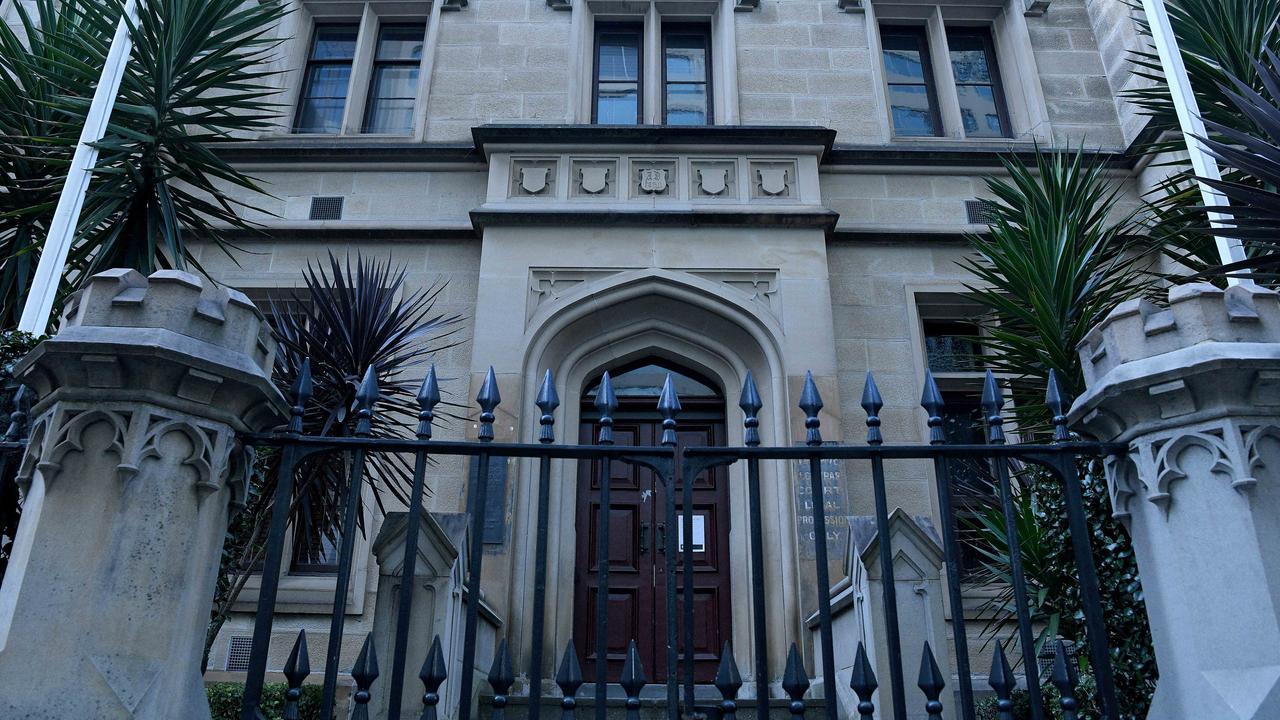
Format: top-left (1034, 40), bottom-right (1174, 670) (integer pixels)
top-left (527, 269), bottom-right (621, 322)
top-left (749, 160), bottom-right (798, 200)
top-left (630, 159), bottom-right (677, 198)
top-left (690, 159), bottom-right (737, 199)
top-left (570, 159), bottom-right (619, 198)
top-left (510, 158), bottom-right (559, 198)
top-left (690, 269), bottom-right (781, 322)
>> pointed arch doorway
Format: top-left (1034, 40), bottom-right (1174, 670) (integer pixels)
top-left (573, 358), bottom-right (733, 683)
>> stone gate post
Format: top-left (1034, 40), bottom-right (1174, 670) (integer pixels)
top-left (0, 269), bottom-right (285, 719)
top-left (1070, 283), bottom-right (1280, 720)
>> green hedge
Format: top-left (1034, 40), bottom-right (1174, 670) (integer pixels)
top-left (206, 682), bottom-right (323, 720)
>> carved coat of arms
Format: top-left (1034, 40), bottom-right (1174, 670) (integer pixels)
top-left (579, 166), bottom-right (610, 194)
top-left (519, 167), bottom-right (550, 195)
top-left (758, 167), bottom-right (789, 196)
top-left (698, 168), bottom-right (728, 196)
top-left (638, 168), bottom-right (668, 194)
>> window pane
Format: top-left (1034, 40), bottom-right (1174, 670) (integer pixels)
top-left (366, 98), bottom-right (416, 134)
top-left (949, 49), bottom-right (992, 84)
top-left (597, 82), bottom-right (639, 124)
top-left (302, 64), bottom-right (352, 100)
top-left (296, 98), bottom-right (345, 133)
top-left (312, 25), bottom-right (358, 60)
top-left (881, 32), bottom-right (928, 84)
top-left (371, 65), bottom-right (419, 100)
top-left (956, 84), bottom-right (1005, 137)
top-left (888, 84), bottom-right (937, 136)
top-left (665, 83), bottom-right (708, 125)
top-left (665, 35), bottom-right (708, 83)
top-left (598, 32), bottom-right (641, 81)
top-left (376, 24), bottom-right (426, 61)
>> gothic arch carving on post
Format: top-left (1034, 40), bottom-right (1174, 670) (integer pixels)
top-left (37, 409), bottom-right (132, 488)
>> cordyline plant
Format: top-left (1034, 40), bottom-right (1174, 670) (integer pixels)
top-left (205, 254), bottom-right (465, 666)
top-left (958, 147), bottom-right (1157, 718)
top-left (0, 0), bottom-right (286, 332)
top-left (1126, 0), bottom-right (1280, 281)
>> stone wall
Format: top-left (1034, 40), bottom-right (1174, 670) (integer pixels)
top-left (1025, 0), bottom-right (1125, 148)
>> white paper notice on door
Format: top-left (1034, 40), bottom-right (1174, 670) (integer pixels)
top-left (678, 514), bottom-right (706, 553)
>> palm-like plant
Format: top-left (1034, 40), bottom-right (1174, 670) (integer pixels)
top-left (1190, 51), bottom-right (1280, 279)
top-left (0, 0), bottom-right (112, 330)
top-left (1126, 0), bottom-right (1280, 278)
top-left (0, 0), bottom-right (286, 331)
top-left (206, 254), bottom-right (466, 664)
top-left (960, 147), bottom-right (1153, 412)
top-left (960, 146), bottom-right (1157, 718)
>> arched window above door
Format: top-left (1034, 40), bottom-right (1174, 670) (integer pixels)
top-left (583, 359), bottom-right (721, 400)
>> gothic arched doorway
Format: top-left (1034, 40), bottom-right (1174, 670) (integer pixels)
top-left (573, 358), bottom-right (732, 683)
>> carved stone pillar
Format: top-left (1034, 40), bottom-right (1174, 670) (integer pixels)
top-left (1070, 283), bottom-right (1280, 720)
top-left (0, 269), bottom-right (284, 720)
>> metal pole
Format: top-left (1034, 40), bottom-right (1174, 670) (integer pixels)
top-left (1139, 0), bottom-right (1253, 285)
top-left (18, 0), bottom-right (140, 333)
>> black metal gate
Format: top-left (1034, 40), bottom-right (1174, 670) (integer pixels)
top-left (234, 361), bottom-right (1122, 720)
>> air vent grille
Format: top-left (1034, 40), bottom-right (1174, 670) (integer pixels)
top-left (965, 199), bottom-right (998, 225)
top-left (309, 196), bottom-right (345, 221)
top-left (225, 636), bottom-right (254, 672)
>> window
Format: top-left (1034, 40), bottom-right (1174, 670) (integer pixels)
top-left (881, 27), bottom-right (942, 137)
top-left (364, 23), bottom-right (426, 134)
top-left (294, 24), bottom-right (359, 134)
top-left (591, 20), bottom-right (714, 126)
top-left (947, 29), bottom-right (1010, 138)
top-left (922, 319), bottom-right (981, 372)
top-left (879, 23), bottom-right (1012, 139)
top-left (291, 527), bottom-right (342, 574)
top-left (663, 26), bottom-right (712, 125)
top-left (594, 24), bottom-right (643, 124)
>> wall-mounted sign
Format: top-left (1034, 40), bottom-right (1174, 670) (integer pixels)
top-left (793, 445), bottom-right (850, 560)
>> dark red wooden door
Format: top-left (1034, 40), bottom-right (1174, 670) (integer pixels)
top-left (573, 400), bottom-right (731, 683)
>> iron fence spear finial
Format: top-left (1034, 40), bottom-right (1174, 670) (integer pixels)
top-left (281, 630), bottom-right (311, 720)
top-left (354, 365), bottom-right (380, 437)
top-left (488, 639), bottom-right (515, 720)
top-left (3, 385), bottom-right (30, 442)
top-left (714, 643), bottom-right (743, 720)
top-left (536, 369), bottom-right (560, 444)
top-left (288, 357), bottom-right (312, 433)
top-left (782, 643), bottom-right (810, 719)
top-left (477, 366), bottom-right (501, 442)
top-left (595, 371), bottom-right (617, 445)
top-left (350, 634), bottom-right (380, 720)
top-left (799, 371), bottom-right (823, 446)
top-left (419, 636), bottom-right (448, 720)
top-left (739, 371), bottom-right (762, 447)
top-left (1046, 368), bottom-right (1071, 442)
top-left (658, 373), bottom-right (682, 446)
top-left (861, 371), bottom-right (884, 446)
top-left (849, 642), bottom-right (878, 720)
top-left (918, 642), bottom-right (946, 719)
top-left (981, 369), bottom-right (1006, 444)
top-left (921, 370), bottom-right (946, 445)
top-left (1051, 641), bottom-right (1081, 720)
top-left (988, 641), bottom-right (1016, 720)
top-left (556, 640), bottom-right (584, 720)
top-left (417, 365), bottom-right (441, 440)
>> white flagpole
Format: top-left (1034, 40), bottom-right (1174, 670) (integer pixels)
top-left (1139, 0), bottom-right (1253, 286)
top-left (17, 0), bottom-right (141, 333)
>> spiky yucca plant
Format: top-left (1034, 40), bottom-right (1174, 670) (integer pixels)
top-left (0, 0), bottom-right (287, 331)
top-left (206, 254), bottom-right (465, 664)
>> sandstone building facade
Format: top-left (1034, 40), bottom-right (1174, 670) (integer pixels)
top-left (187, 0), bottom-right (1160, 705)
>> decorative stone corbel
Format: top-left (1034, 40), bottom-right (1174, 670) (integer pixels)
top-left (442, 0), bottom-right (468, 10)
top-left (735, 0), bottom-right (759, 11)
top-left (837, 0), bottom-right (865, 13)
top-left (1024, 0), bottom-right (1051, 16)
top-left (547, 0), bottom-right (572, 9)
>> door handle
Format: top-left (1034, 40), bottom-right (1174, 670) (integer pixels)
top-left (656, 522), bottom-right (666, 554)
top-left (639, 522), bottom-right (650, 555)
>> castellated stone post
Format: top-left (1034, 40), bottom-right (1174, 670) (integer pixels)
top-left (1070, 283), bottom-right (1280, 720)
top-left (0, 269), bottom-right (285, 719)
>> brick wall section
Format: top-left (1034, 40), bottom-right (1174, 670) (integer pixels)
top-left (424, 1), bottom-right (571, 142)
top-left (1027, 0), bottom-right (1125, 148)
top-left (1085, 0), bottom-right (1151, 145)
top-left (734, 1), bottom-right (885, 142)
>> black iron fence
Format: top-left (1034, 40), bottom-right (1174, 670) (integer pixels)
top-left (231, 362), bottom-right (1121, 720)
top-left (0, 385), bottom-right (32, 586)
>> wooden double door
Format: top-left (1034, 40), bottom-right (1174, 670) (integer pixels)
top-left (572, 399), bottom-right (732, 683)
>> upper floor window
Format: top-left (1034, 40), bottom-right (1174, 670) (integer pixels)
top-left (591, 21), bottom-right (713, 126)
top-left (879, 23), bottom-right (1011, 139)
top-left (946, 29), bottom-right (1010, 138)
top-left (295, 24), bottom-right (359, 134)
top-left (594, 24), bottom-right (643, 124)
top-left (364, 23), bottom-right (426, 134)
top-left (663, 25), bottom-right (711, 125)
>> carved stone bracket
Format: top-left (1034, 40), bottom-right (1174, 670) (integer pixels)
top-left (548, 0), bottom-right (572, 8)
top-left (735, 0), bottom-right (759, 10)
top-left (837, 0), bottom-right (864, 13)
top-left (442, 0), bottom-right (468, 10)
top-left (1023, 0), bottom-right (1051, 16)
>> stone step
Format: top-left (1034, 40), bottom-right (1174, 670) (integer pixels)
top-left (478, 685), bottom-right (827, 720)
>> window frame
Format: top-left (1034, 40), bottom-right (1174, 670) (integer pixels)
top-left (292, 22), bottom-right (361, 135)
top-left (660, 22), bottom-right (714, 127)
top-left (361, 21), bottom-right (428, 135)
top-left (945, 26), bottom-right (1012, 139)
top-left (591, 22), bottom-right (645, 125)
top-left (879, 24), bottom-right (945, 139)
